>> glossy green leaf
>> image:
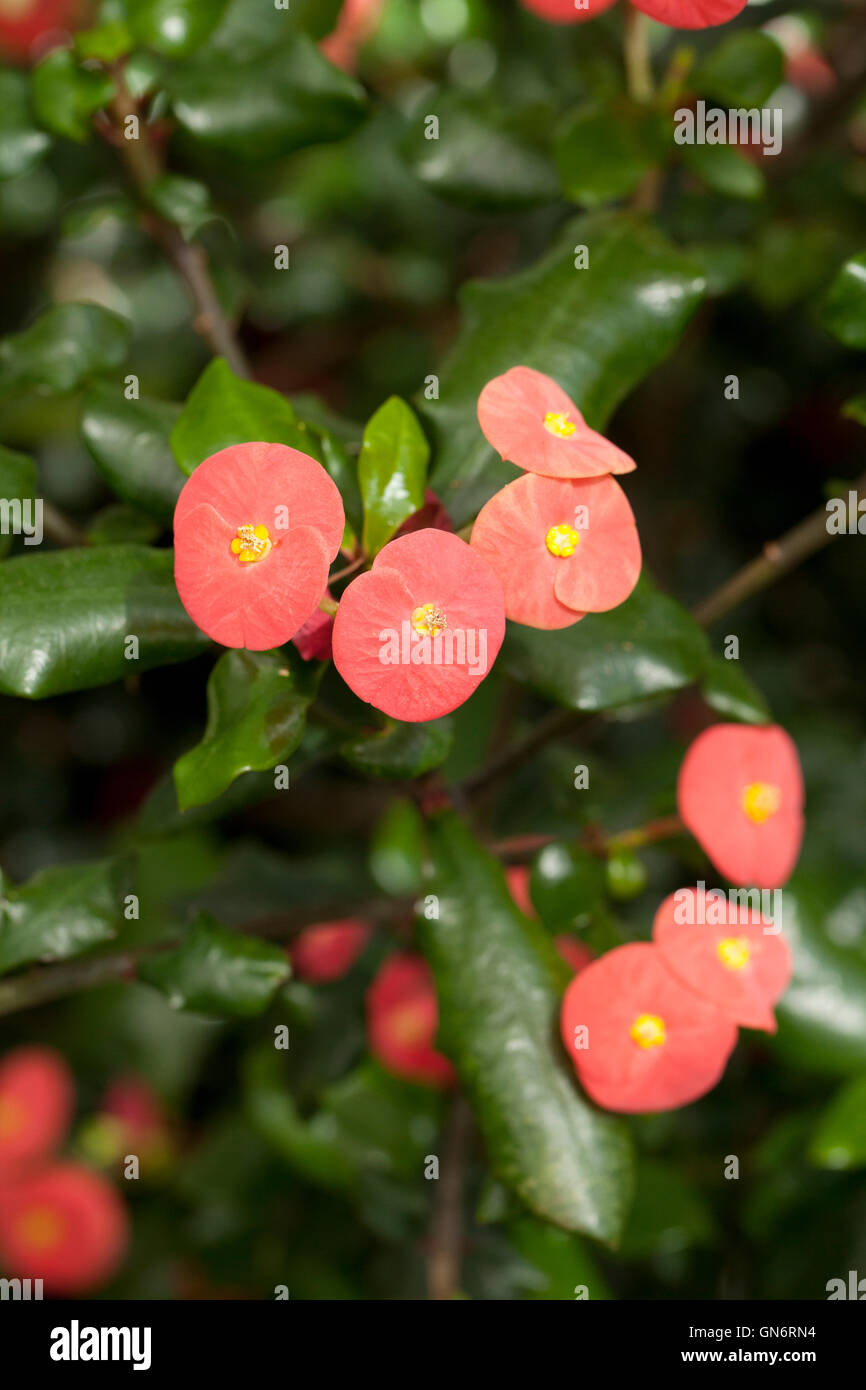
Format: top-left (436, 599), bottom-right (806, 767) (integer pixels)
top-left (0, 72), bottom-right (51, 180)
top-left (139, 913), bottom-right (289, 1017)
top-left (0, 860), bottom-right (123, 976)
top-left (369, 797), bottom-right (424, 897)
top-left (75, 20), bottom-right (133, 62)
top-left (419, 812), bottom-right (633, 1241)
top-left (402, 94), bottom-right (559, 211)
top-left (701, 654), bottom-right (771, 724)
top-left (81, 384), bottom-right (183, 519)
top-left (167, 34), bottom-right (367, 162)
top-left (146, 173), bottom-right (219, 241)
top-left (508, 1216), bottom-right (611, 1300)
top-left (821, 252), bottom-right (866, 350)
top-left (555, 102), bottom-right (665, 208)
top-left (86, 504), bottom-right (162, 546)
top-left (358, 396), bottom-right (429, 555)
top-left (424, 214), bottom-right (705, 525)
top-left (681, 141), bottom-right (765, 201)
top-left (694, 32), bottom-right (785, 109)
top-left (530, 844), bottom-right (605, 929)
top-left (319, 430), bottom-right (362, 538)
top-left (809, 1077), bottom-right (866, 1171)
top-left (503, 574), bottom-right (710, 712)
top-left (0, 304), bottom-right (131, 399)
top-left (174, 650), bottom-right (319, 811)
top-left (171, 358), bottom-right (315, 475)
top-left (31, 48), bottom-right (115, 144)
top-left (131, 0), bottom-right (231, 57)
top-left (244, 1047), bottom-right (357, 1192)
top-left (341, 715), bottom-right (452, 779)
top-left (0, 446), bottom-right (38, 560)
top-left (0, 545), bottom-right (209, 699)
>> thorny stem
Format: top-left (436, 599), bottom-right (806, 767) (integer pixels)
top-left (427, 1096), bottom-right (473, 1300)
top-left (104, 68), bottom-right (251, 380)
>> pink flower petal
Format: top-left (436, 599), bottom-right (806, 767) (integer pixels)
top-left (478, 367), bottom-right (636, 479)
top-left (633, 0), bottom-right (748, 28)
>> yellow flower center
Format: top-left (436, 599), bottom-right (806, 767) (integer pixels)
top-left (543, 410), bottom-right (577, 438)
top-left (411, 602), bottom-right (447, 637)
top-left (230, 523), bottom-right (271, 564)
top-left (545, 523), bottom-right (581, 558)
top-left (630, 1013), bottom-right (666, 1049)
top-left (17, 1206), bottom-right (63, 1251)
top-left (717, 936), bottom-right (751, 971)
top-left (742, 781), bottom-right (781, 824)
top-left (0, 1095), bottom-right (23, 1138)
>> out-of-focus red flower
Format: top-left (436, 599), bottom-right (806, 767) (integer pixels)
top-left (396, 489), bottom-right (454, 537)
top-left (292, 590), bottom-right (335, 661)
top-left (366, 953), bottom-right (455, 1089)
top-left (319, 0), bottom-right (385, 72)
top-left (0, 0), bottom-right (76, 63)
top-left (556, 934), bottom-right (595, 975)
top-left (0, 1162), bottom-right (128, 1293)
top-left (561, 942), bottom-right (738, 1112)
top-left (520, 0), bottom-right (747, 28)
top-left (478, 367), bottom-right (635, 479)
top-left (505, 864), bottom-right (535, 917)
top-left (100, 1077), bottom-right (169, 1160)
top-left (520, 0), bottom-right (617, 24)
top-left (652, 889), bottom-right (792, 1032)
top-left (290, 920), bottom-right (371, 983)
top-left (677, 723), bottom-right (804, 889)
top-left (0, 1047), bottom-right (73, 1179)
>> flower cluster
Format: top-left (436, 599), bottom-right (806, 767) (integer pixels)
top-left (0, 1047), bottom-right (128, 1293)
top-left (561, 722), bottom-right (801, 1113)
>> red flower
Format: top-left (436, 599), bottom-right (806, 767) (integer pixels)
top-left (319, 0), bottom-right (385, 72)
top-left (652, 889), bottom-right (792, 1032)
top-left (560, 942), bottom-right (737, 1112)
top-left (505, 865), bottom-right (535, 917)
top-left (292, 592), bottom-right (335, 661)
top-left (100, 1077), bottom-right (169, 1161)
top-left (556, 934), bottom-right (595, 974)
top-left (174, 442), bottom-right (345, 650)
top-left (0, 1047), bottom-right (72, 1178)
top-left (290, 920), bottom-right (371, 983)
top-left (478, 367), bottom-right (635, 479)
top-left (519, 0), bottom-right (747, 27)
top-left (0, 0), bottom-right (75, 62)
top-left (333, 529), bottom-right (505, 721)
top-left (366, 953), bottom-right (455, 1089)
top-left (677, 724), bottom-right (804, 889)
top-left (470, 472), bottom-right (640, 629)
top-left (0, 1163), bottom-right (128, 1293)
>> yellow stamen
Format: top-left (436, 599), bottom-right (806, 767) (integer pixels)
top-left (17, 1206), bottom-right (63, 1250)
top-left (545, 523), bottom-right (581, 558)
top-left (0, 1095), bottom-right (23, 1138)
top-left (630, 1013), bottom-right (666, 1049)
top-left (742, 781), bottom-right (781, 824)
top-left (411, 602), bottom-right (447, 638)
top-left (717, 937), bottom-right (751, 971)
top-left (230, 523), bottom-right (271, 564)
top-left (543, 410), bottom-right (577, 438)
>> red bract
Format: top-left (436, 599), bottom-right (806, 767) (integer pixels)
top-left (519, 0), bottom-right (747, 26)
top-left (505, 865), bottom-right (535, 917)
top-left (560, 942), bottom-right (737, 1112)
top-left (0, 1163), bottom-right (128, 1293)
top-left (471, 472), bottom-right (641, 629)
top-left (174, 442), bottom-right (344, 650)
top-left (292, 593), bottom-right (335, 661)
top-left (652, 889), bottom-right (792, 1032)
top-left (0, 0), bottom-right (74, 62)
top-left (290, 920), bottom-right (371, 983)
top-left (556, 934), bottom-right (595, 974)
top-left (478, 367), bottom-right (635, 479)
top-left (520, 0), bottom-right (617, 24)
top-left (101, 1077), bottom-right (167, 1154)
top-left (0, 1047), bottom-right (73, 1178)
top-left (366, 953), bottom-right (455, 1089)
top-left (677, 724), bottom-right (804, 889)
top-left (332, 529), bottom-right (505, 721)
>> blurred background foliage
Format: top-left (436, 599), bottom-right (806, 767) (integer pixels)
top-left (0, 0), bottom-right (865, 1300)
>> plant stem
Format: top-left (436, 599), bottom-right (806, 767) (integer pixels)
top-left (427, 1096), bottom-right (473, 1301)
top-left (624, 6), bottom-right (654, 104)
top-left (493, 813), bottom-right (685, 862)
top-left (105, 70), bottom-right (251, 379)
top-left (41, 502), bottom-right (88, 548)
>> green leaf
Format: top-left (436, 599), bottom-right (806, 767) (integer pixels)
top-left (341, 716), bottom-right (452, 779)
top-left (0, 72), bottom-right (51, 180)
top-left (146, 173), bottom-right (219, 241)
top-left (139, 913), bottom-right (289, 1017)
top-left (81, 385), bottom-right (183, 520)
top-left (402, 94), bottom-right (559, 211)
top-left (319, 430), bottom-right (362, 538)
top-left (31, 48), bottom-right (115, 144)
top-left (75, 20), bottom-right (133, 62)
top-left (86, 503), bottom-right (162, 546)
top-left (530, 844), bottom-right (605, 930)
top-left (508, 1216), bottom-right (611, 1300)
top-left (809, 1077), bottom-right (866, 1171)
top-left (358, 396), bottom-right (429, 555)
top-left (0, 446), bottom-right (38, 560)
top-left (171, 358), bottom-right (315, 475)
top-left (0, 860), bottom-right (123, 977)
top-left (131, 0), bottom-right (232, 57)
top-left (843, 394), bottom-right (866, 427)
top-left (555, 102), bottom-right (665, 208)
top-left (701, 654), bottom-right (771, 724)
top-left (821, 252), bottom-right (866, 351)
top-left (0, 304), bottom-right (131, 399)
top-left (503, 574), bottom-right (710, 712)
top-left (244, 1047), bottom-right (356, 1192)
top-left (424, 213), bottom-right (705, 526)
top-left (619, 1159), bottom-right (715, 1259)
top-left (167, 34), bottom-right (367, 162)
top-left (419, 812), bottom-right (633, 1242)
top-left (681, 141), bottom-right (765, 202)
top-left (369, 797), bottom-right (424, 897)
top-left (173, 650), bottom-right (319, 812)
top-left (0, 545), bottom-right (209, 699)
top-left (694, 32), bottom-right (785, 109)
